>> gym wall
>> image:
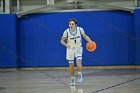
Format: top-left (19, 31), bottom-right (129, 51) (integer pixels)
top-left (0, 10), bottom-right (140, 68)
top-left (0, 14), bottom-right (17, 68)
top-left (135, 9), bottom-right (140, 65)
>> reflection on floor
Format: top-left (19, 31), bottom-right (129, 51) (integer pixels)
top-left (0, 69), bottom-right (140, 93)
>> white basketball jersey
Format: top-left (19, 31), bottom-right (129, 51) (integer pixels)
top-left (66, 27), bottom-right (83, 48)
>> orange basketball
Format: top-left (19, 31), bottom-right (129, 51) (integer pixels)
top-left (86, 41), bottom-right (96, 52)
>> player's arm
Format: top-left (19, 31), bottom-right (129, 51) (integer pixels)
top-left (61, 36), bottom-right (71, 48)
top-left (82, 33), bottom-right (92, 42)
top-left (61, 36), bottom-right (67, 47)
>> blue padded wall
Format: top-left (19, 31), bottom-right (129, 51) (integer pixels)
top-left (18, 10), bottom-right (134, 67)
top-left (0, 14), bottom-right (17, 68)
top-left (135, 9), bottom-right (140, 65)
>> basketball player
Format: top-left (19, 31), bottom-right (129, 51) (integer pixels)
top-left (61, 18), bottom-right (92, 86)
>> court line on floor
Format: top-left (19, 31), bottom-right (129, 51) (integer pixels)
top-left (92, 77), bottom-right (140, 93)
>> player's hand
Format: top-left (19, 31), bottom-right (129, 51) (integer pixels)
top-left (66, 45), bottom-right (71, 49)
top-left (88, 40), bottom-right (92, 43)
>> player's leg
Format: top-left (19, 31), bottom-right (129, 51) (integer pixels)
top-left (76, 58), bottom-right (82, 72)
top-left (69, 61), bottom-right (74, 77)
top-left (76, 58), bottom-right (83, 82)
top-left (69, 61), bottom-right (75, 86)
top-left (75, 47), bottom-right (83, 82)
top-left (66, 48), bottom-right (75, 85)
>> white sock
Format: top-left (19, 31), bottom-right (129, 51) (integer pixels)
top-left (71, 76), bottom-right (75, 79)
top-left (78, 71), bottom-right (82, 75)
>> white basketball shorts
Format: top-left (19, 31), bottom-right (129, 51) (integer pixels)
top-left (66, 46), bottom-right (83, 61)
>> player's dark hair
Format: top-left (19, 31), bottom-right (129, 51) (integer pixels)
top-left (68, 18), bottom-right (77, 24)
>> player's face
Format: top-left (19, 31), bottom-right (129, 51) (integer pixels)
top-left (69, 21), bottom-right (76, 30)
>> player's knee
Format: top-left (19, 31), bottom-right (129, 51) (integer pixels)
top-left (76, 57), bottom-right (82, 60)
top-left (69, 61), bottom-right (74, 63)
